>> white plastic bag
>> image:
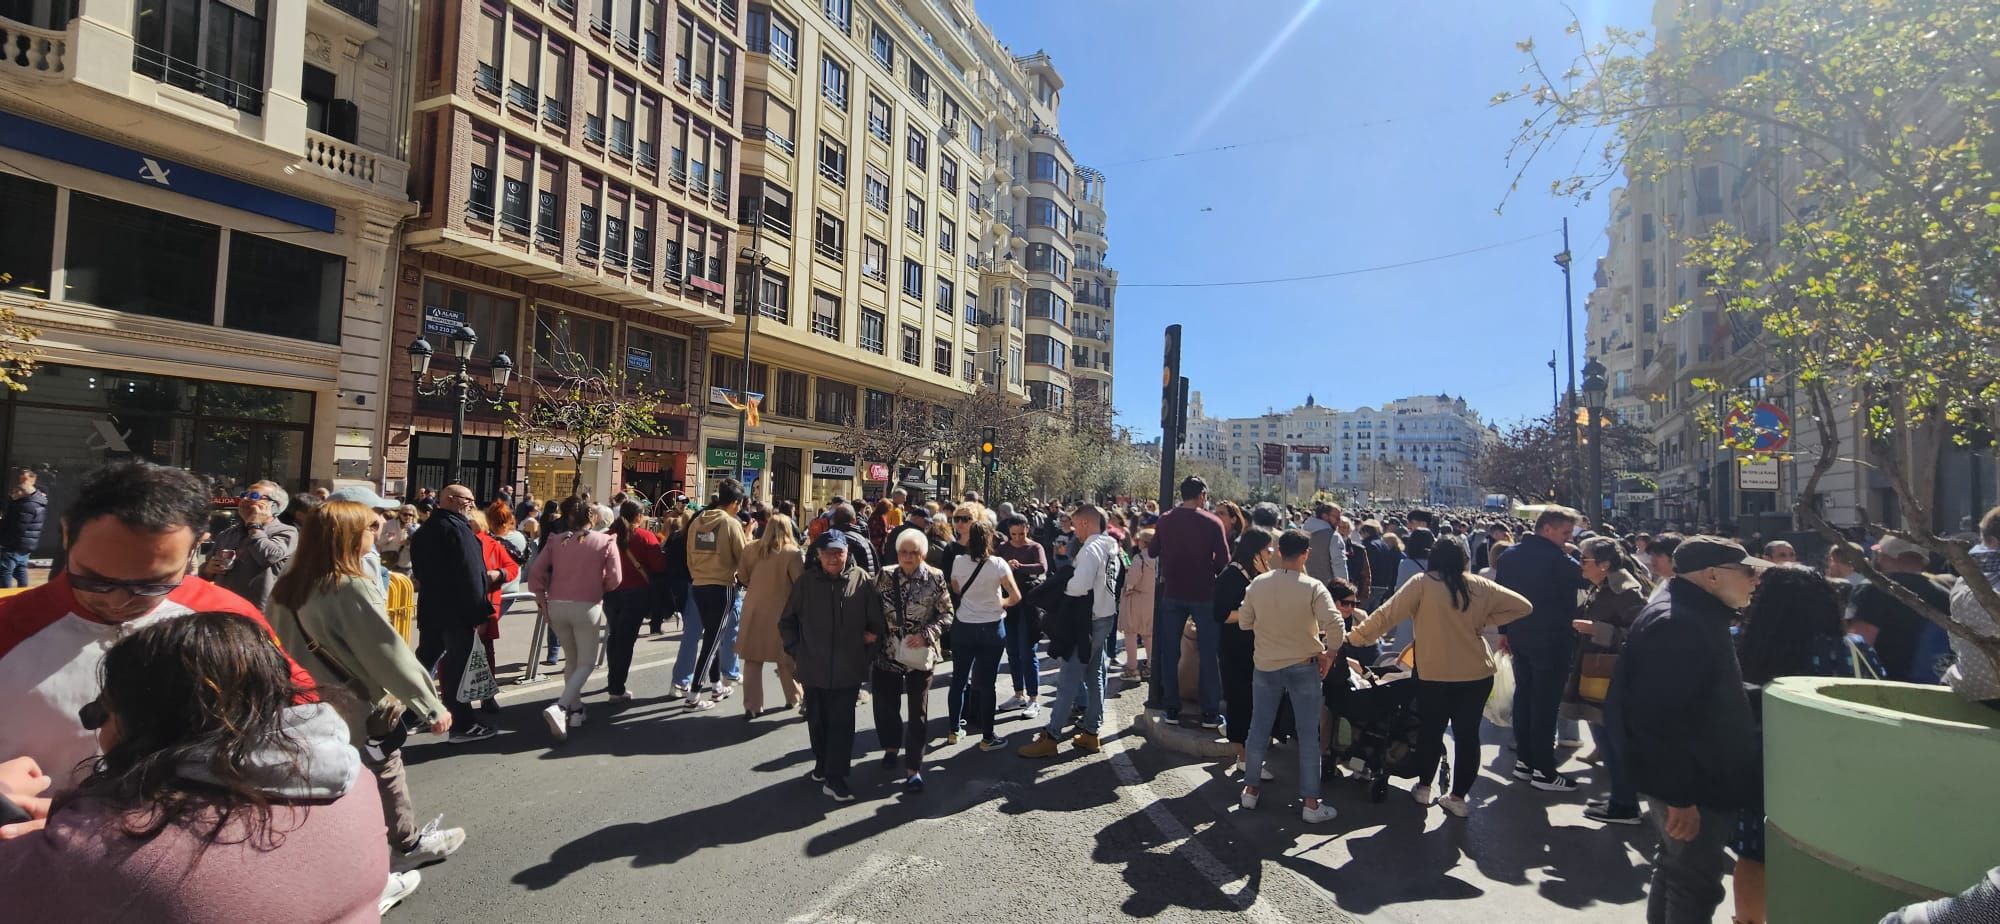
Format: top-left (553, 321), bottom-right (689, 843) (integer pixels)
top-left (1484, 650), bottom-right (1515, 728)
top-left (457, 642), bottom-right (499, 703)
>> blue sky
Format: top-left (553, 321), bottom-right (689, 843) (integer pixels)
top-left (977, 0), bottom-right (1654, 437)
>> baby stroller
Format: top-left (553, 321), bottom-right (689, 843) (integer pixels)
top-left (1335, 653), bottom-right (1450, 803)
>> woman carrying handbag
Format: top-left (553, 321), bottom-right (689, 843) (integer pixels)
top-left (873, 529), bottom-right (955, 791)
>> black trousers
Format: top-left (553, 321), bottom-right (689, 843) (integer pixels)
top-left (415, 621), bottom-right (478, 727)
top-left (871, 667), bottom-right (932, 771)
top-left (1417, 676), bottom-right (1494, 798)
top-left (690, 584), bottom-right (730, 687)
top-left (1220, 637), bottom-right (1256, 744)
top-left (804, 685), bottom-right (860, 782)
top-left (603, 587), bottom-right (651, 695)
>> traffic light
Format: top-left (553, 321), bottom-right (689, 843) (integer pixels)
top-left (980, 426), bottom-right (997, 467)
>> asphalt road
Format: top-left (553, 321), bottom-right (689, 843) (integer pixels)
top-left (397, 617), bottom-right (1721, 923)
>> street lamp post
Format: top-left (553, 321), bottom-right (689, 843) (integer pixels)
top-left (409, 324), bottom-right (514, 489)
top-left (1556, 218), bottom-right (1582, 507)
top-left (1582, 357), bottom-right (1608, 525)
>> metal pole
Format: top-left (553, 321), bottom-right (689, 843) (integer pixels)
top-left (1589, 404), bottom-right (1605, 526)
top-left (1560, 218), bottom-right (1581, 507)
top-left (449, 358), bottom-right (468, 486)
top-left (735, 193), bottom-right (764, 488)
top-left (1158, 324), bottom-right (1182, 508)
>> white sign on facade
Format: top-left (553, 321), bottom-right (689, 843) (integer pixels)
top-left (1737, 458), bottom-right (1780, 491)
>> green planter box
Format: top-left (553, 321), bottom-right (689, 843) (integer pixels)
top-left (1764, 677), bottom-right (2000, 922)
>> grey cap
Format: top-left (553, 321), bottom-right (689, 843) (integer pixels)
top-left (326, 486), bottom-right (400, 511)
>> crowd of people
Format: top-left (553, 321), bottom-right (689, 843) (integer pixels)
top-left (0, 461), bottom-right (1994, 922)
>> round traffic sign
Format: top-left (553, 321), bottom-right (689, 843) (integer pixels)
top-left (1725, 402), bottom-right (1791, 452)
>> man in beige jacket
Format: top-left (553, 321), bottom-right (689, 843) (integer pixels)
top-left (1236, 528), bottom-right (1342, 823)
top-left (681, 478), bottom-right (749, 698)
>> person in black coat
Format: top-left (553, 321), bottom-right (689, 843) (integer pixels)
top-left (0, 469), bottom-right (47, 588)
top-left (1494, 506), bottom-right (1590, 789)
top-left (1213, 528), bottom-right (1275, 772)
top-left (409, 484), bottom-right (496, 731)
top-left (1609, 536), bottom-right (1769, 924)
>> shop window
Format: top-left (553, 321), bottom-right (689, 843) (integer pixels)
top-left (814, 377), bottom-right (855, 425)
top-left (64, 191), bottom-right (219, 326)
top-left (421, 278), bottom-right (521, 363)
top-left (534, 307), bottom-right (615, 375)
top-left (625, 327), bottom-right (687, 393)
top-left (0, 172), bottom-right (55, 297)
top-left (224, 233), bottom-right (343, 344)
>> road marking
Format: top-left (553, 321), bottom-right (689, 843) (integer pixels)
top-left (1098, 696), bottom-right (1296, 924)
top-left (784, 852), bottom-right (926, 924)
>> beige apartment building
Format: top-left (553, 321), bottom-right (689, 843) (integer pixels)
top-left (710, 0), bottom-right (1114, 509)
top-left (0, 0), bottom-right (418, 555)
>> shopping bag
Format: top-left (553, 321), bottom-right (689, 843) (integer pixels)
top-left (457, 642), bottom-right (499, 703)
top-left (1484, 650), bottom-right (1515, 728)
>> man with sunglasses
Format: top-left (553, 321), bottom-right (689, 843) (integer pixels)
top-left (0, 461), bottom-right (323, 784)
top-left (198, 480), bottom-right (298, 612)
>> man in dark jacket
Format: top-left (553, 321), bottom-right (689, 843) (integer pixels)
top-left (780, 530), bottom-right (885, 802)
top-left (1494, 505), bottom-right (1590, 790)
top-left (1359, 520), bottom-right (1401, 608)
top-left (408, 483), bottom-right (496, 737)
top-left (829, 503), bottom-right (877, 574)
top-left (1610, 536), bottom-right (1769, 924)
top-left (1, 469), bottom-right (47, 588)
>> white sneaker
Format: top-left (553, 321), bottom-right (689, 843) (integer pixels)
top-left (1301, 802), bottom-right (1339, 824)
top-left (1231, 760), bottom-right (1275, 782)
top-left (1558, 737), bottom-right (1584, 749)
top-left (1413, 784), bottom-right (1434, 806)
top-left (999, 693), bottom-right (1029, 711)
top-left (567, 707), bottom-right (586, 729)
top-left (392, 815), bottom-right (465, 872)
top-left (379, 870), bottom-right (420, 915)
top-left (1022, 702), bottom-right (1041, 721)
top-left (542, 704), bottom-right (568, 742)
top-left (712, 683), bottom-right (735, 700)
top-left (1439, 795), bottom-right (1472, 817)
top-left (1239, 788), bottom-right (1259, 810)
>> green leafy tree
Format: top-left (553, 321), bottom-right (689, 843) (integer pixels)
top-left (513, 321), bottom-right (679, 497)
top-left (0, 273), bottom-right (38, 392)
top-left (1495, 0), bottom-right (2000, 666)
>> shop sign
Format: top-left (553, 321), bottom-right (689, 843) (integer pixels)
top-left (1738, 458), bottom-right (1780, 491)
top-left (705, 442), bottom-right (765, 470)
top-left (865, 462), bottom-right (891, 482)
top-left (530, 441), bottom-right (605, 460)
top-left (0, 111), bottom-right (337, 231)
top-left (898, 465), bottom-right (929, 485)
top-left (811, 450), bottom-right (857, 478)
top-left (1614, 492), bottom-right (1658, 505)
top-left (625, 347), bottom-right (653, 374)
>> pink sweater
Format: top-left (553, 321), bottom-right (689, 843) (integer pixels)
top-left (528, 529), bottom-right (623, 603)
top-left (0, 769), bottom-right (387, 922)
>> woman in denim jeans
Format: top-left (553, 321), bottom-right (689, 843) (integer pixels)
top-left (948, 520), bottom-right (1023, 752)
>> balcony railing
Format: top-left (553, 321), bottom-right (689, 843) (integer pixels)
top-left (543, 97), bottom-right (568, 126)
top-left (584, 114), bottom-right (605, 146)
top-left (134, 44), bottom-right (263, 113)
top-left (811, 316), bottom-right (840, 339)
top-left (637, 142), bottom-right (657, 170)
top-left (552, 0), bottom-right (575, 14)
top-left (815, 239), bottom-right (841, 261)
top-left (613, 28), bottom-right (639, 56)
top-left (0, 16), bottom-right (67, 80)
top-left (301, 130), bottom-right (379, 184)
top-left (505, 81), bottom-right (535, 110)
top-left (473, 61), bottom-right (500, 95)
top-left (321, 0), bottom-right (379, 26)
top-left (818, 162), bottom-right (845, 185)
top-left (762, 127), bottom-right (794, 154)
top-left (498, 210), bottom-right (532, 236)
top-left (609, 135), bottom-right (633, 159)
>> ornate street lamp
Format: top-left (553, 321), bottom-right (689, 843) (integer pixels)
top-left (408, 324), bottom-right (513, 488)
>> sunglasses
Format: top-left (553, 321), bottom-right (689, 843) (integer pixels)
top-left (70, 572), bottom-right (184, 597)
top-left (78, 699), bottom-right (109, 731)
top-left (238, 491), bottom-right (272, 503)
top-left (953, 516), bottom-right (972, 523)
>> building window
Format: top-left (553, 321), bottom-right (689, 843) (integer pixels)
top-left (1695, 165), bottom-right (1723, 215)
top-left (422, 279), bottom-right (521, 363)
top-left (735, 268), bottom-right (790, 322)
top-left (1009, 347), bottom-right (1023, 385)
top-left (0, 173), bottom-right (56, 297)
top-left (863, 167), bottom-right (889, 212)
top-left (1027, 334), bottom-right (1067, 370)
top-left (932, 337), bottom-right (950, 375)
top-left (535, 307), bottom-right (615, 374)
top-left (859, 308), bottom-right (886, 354)
top-left (225, 233), bottom-right (343, 344)
top-left (940, 93), bottom-right (960, 131)
top-left (1028, 288), bottom-right (1069, 327)
top-left (1026, 243), bottom-right (1069, 277)
top-left (866, 93), bottom-right (891, 142)
top-left (819, 54), bottom-right (848, 110)
top-left (746, 5), bottom-right (797, 70)
top-left (1641, 212), bottom-right (1656, 242)
top-left (771, 368), bottom-right (809, 418)
top-left (906, 62), bottom-right (929, 104)
top-left (900, 324), bottom-right (921, 365)
top-left (814, 378), bottom-right (856, 425)
top-left (813, 210), bottom-right (843, 261)
top-left (133, 0), bottom-right (268, 114)
top-left (711, 351), bottom-right (770, 399)
top-left (939, 155), bottom-right (958, 194)
top-left (1026, 381), bottom-right (1065, 410)
top-left (1642, 258), bottom-right (1656, 288)
top-left (810, 290), bottom-right (840, 339)
top-left (901, 258), bottom-right (922, 299)
top-left (1028, 197), bottom-right (1068, 236)
top-left (869, 24), bottom-right (893, 69)
top-left (861, 237), bottom-right (886, 281)
top-left (822, 0), bottom-right (850, 31)
top-left (905, 193), bottom-right (924, 234)
top-left (626, 327), bottom-right (689, 392)
top-left (935, 276), bottom-right (953, 314)
top-left (905, 127), bottom-right (927, 169)
top-left (64, 192), bottom-right (219, 326)
top-left (1642, 303), bottom-right (1656, 332)
top-left (938, 216), bottom-right (955, 253)
top-left (818, 134), bottom-right (847, 185)
top-left (1010, 287), bottom-right (1024, 327)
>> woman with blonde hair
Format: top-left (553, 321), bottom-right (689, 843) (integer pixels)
top-left (1118, 527), bottom-right (1157, 682)
top-left (264, 500), bottom-right (466, 876)
top-left (735, 513), bottom-right (806, 717)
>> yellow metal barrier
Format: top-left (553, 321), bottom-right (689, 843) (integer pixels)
top-left (386, 573), bottom-right (416, 647)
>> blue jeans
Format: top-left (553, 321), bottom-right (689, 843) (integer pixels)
top-left (1152, 597), bottom-right (1222, 723)
top-left (1244, 661), bottom-right (1324, 800)
top-left (1004, 605), bottom-right (1040, 698)
top-left (719, 589), bottom-right (741, 681)
top-left (951, 620), bottom-right (1007, 739)
top-left (1045, 616), bottom-right (1115, 736)
top-left (0, 551), bottom-right (27, 588)
top-left (1593, 710), bottom-right (1638, 808)
top-left (1510, 640), bottom-right (1571, 774)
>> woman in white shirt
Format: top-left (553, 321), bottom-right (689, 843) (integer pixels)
top-left (949, 519), bottom-right (1023, 750)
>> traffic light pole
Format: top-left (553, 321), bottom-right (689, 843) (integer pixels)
top-left (1158, 325), bottom-right (1182, 508)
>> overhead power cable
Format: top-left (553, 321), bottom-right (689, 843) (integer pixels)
top-left (1115, 230), bottom-right (1559, 289)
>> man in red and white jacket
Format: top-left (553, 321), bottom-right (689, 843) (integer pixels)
top-left (0, 462), bottom-right (327, 785)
